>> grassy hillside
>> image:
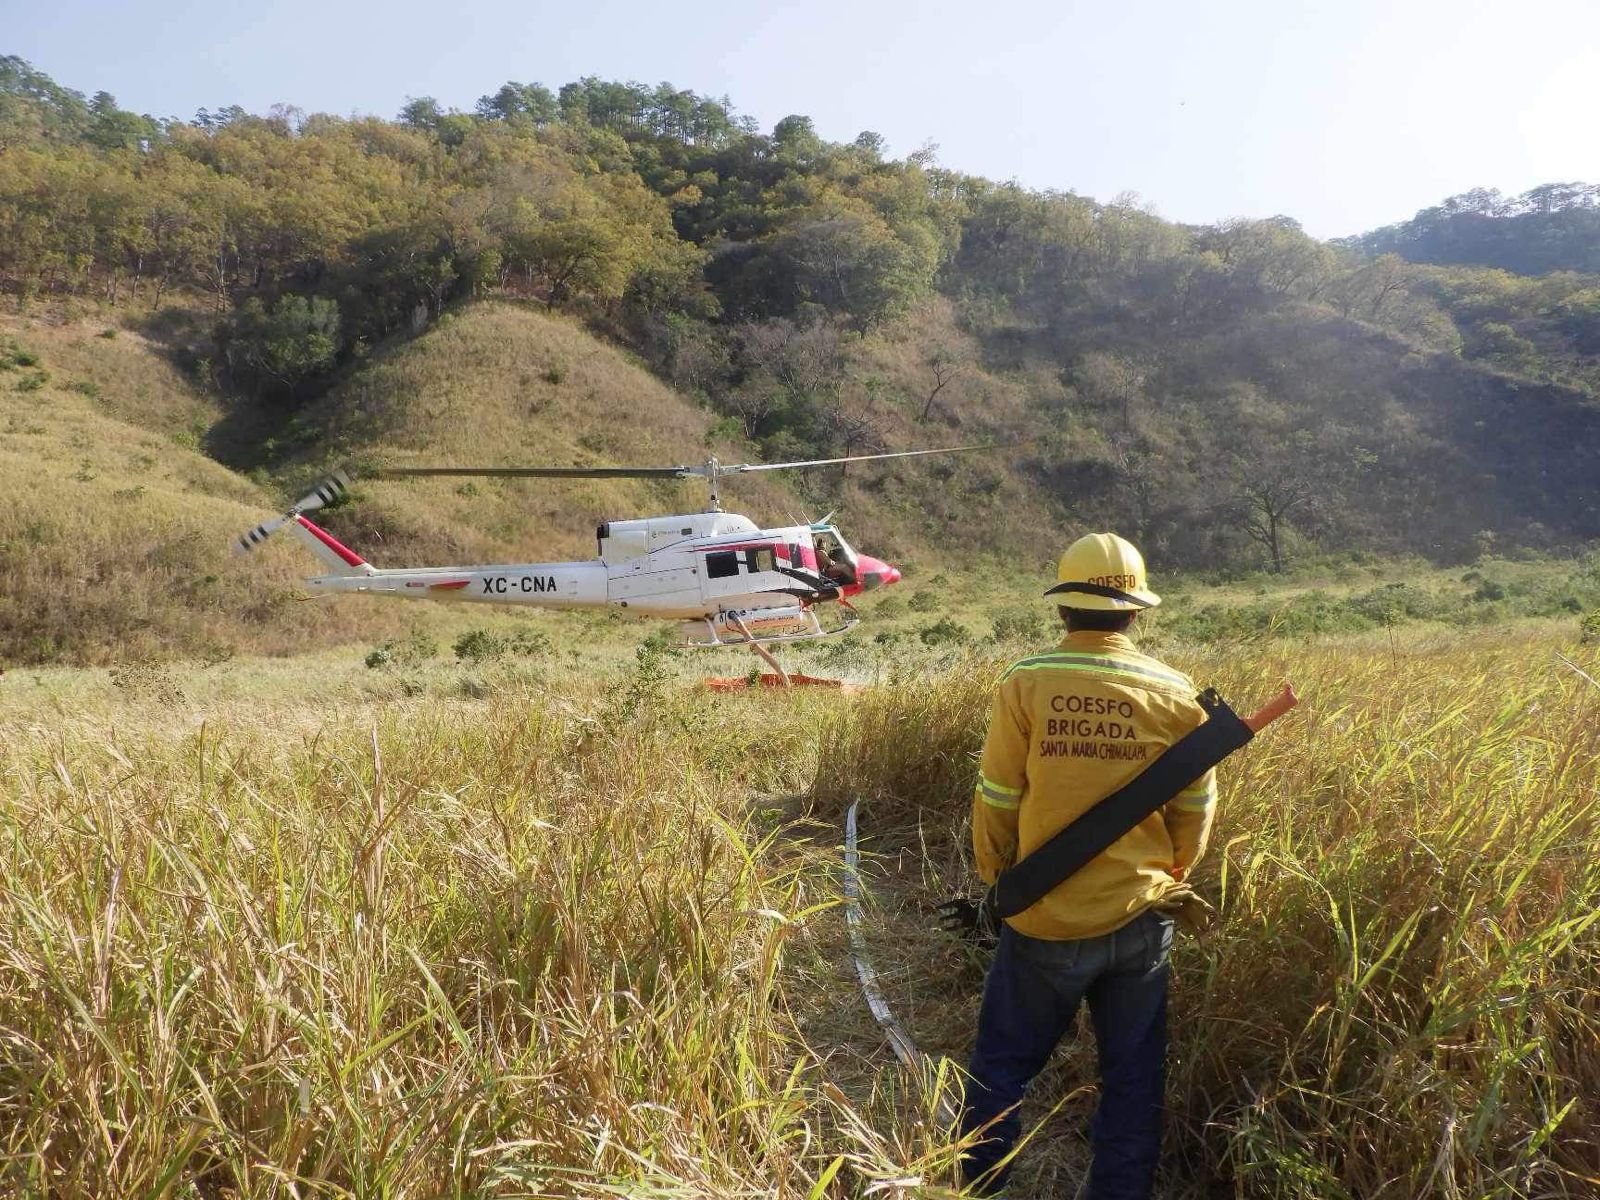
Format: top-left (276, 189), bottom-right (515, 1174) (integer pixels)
top-left (5, 301), bottom-right (1598, 669)
top-left (0, 300), bottom-right (1046, 667)
top-left (0, 317), bottom-right (400, 665)
top-left (268, 300), bottom-right (795, 564)
top-left (274, 300), bottom-right (1035, 570)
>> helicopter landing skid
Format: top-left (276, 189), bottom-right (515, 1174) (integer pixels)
top-left (676, 605), bottom-right (859, 650)
top-left (691, 606), bottom-right (860, 691)
top-left (732, 614), bottom-right (790, 686)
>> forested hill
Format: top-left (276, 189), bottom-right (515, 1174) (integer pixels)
top-left (1342, 184), bottom-right (1600, 276)
top-left (3, 55), bottom-right (1599, 577)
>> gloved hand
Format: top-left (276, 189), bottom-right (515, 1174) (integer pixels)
top-left (1153, 882), bottom-right (1215, 935)
top-left (936, 887), bottom-right (1002, 948)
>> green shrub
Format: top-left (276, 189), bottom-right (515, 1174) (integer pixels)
top-left (918, 617), bottom-right (969, 646)
top-left (907, 590), bottom-right (939, 613)
top-left (16, 370), bottom-right (49, 392)
top-left (990, 606), bottom-right (1049, 644)
top-left (1348, 582), bottom-right (1440, 625)
top-left (1582, 610), bottom-right (1600, 644)
top-left (640, 626), bottom-right (681, 654)
top-left (219, 294), bottom-right (341, 399)
top-left (510, 628), bottom-right (553, 657)
top-left (365, 629), bottom-right (439, 669)
top-left (453, 628), bottom-right (508, 662)
top-left (1, 342), bottom-right (41, 369)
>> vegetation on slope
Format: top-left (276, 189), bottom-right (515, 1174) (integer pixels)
top-left (4, 57), bottom-right (1600, 580)
top-left (276, 301), bottom-right (812, 564)
top-left (1342, 182), bottom-right (1600, 276)
top-left (0, 319), bottom-right (399, 664)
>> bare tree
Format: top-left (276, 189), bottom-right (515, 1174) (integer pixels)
top-left (920, 349), bottom-right (963, 422)
top-left (735, 319), bottom-right (841, 394)
top-left (1072, 352), bottom-right (1145, 425)
top-left (1237, 477), bottom-right (1310, 573)
top-left (821, 403), bottom-right (886, 471)
top-left (724, 387), bottom-right (783, 440)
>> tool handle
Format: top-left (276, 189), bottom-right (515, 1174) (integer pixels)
top-left (1243, 682), bottom-right (1299, 733)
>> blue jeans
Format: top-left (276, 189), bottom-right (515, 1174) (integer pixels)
top-left (958, 909), bottom-right (1173, 1198)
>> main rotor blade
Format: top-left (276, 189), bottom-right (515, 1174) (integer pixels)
top-left (724, 443), bottom-right (1014, 474)
top-left (373, 466), bottom-right (694, 480)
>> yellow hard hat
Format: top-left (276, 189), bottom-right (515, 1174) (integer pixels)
top-left (1044, 532), bottom-right (1162, 610)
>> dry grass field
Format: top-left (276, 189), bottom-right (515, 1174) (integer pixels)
top-left (2, 618), bottom-right (1597, 1198)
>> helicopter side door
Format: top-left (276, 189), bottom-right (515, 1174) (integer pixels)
top-left (698, 541), bottom-right (803, 609)
top-left (606, 524), bottom-right (703, 616)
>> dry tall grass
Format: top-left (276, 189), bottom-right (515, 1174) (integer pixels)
top-left (0, 663), bottom-right (967, 1197)
top-left (815, 626), bottom-right (1600, 1196)
top-left (2, 313), bottom-right (224, 441)
top-left (4, 611), bottom-right (1597, 1196)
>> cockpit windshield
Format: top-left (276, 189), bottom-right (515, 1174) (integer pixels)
top-left (811, 525), bottom-right (858, 585)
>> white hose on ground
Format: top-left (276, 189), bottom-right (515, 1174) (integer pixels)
top-left (843, 800), bottom-right (961, 1127)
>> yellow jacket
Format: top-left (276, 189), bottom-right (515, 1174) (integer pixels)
top-left (973, 631), bottom-right (1217, 940)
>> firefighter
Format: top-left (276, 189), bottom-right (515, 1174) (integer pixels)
top-left (957, 532), bottom-right (1216, 1199)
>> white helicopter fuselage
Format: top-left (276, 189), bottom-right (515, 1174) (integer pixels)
top-left (293, 510), bottom-right (861, 645)
top-left (240, 462), bottom-right (912, 648)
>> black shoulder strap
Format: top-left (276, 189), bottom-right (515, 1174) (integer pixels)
top-left (991, 689), bottom-right (1255, 919)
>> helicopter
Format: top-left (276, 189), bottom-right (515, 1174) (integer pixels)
top-left (235, 446), bottom-right (998, 657)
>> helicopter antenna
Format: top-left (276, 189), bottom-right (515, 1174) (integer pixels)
top-left (373, 442), bottom-right (1015, 512)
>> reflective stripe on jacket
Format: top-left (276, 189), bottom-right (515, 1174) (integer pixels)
top-left (973, 631), bottom-right (1217, 940)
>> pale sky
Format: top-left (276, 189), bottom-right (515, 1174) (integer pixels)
top-left (8, 0), bottom-right (1599, 238)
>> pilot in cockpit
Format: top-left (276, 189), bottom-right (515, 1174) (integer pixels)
top-left (813, 531), bottom-right (855, 584)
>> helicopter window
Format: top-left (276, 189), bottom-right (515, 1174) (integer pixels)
top-left (746, 548), bottom-right (776, 573)
top-left (813, 530), bottom-right (856, 583)
top-left (706, 551), bottom-right (741, 579)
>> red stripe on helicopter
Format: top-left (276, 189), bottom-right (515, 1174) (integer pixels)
top-left (427, 579), bottom-right (471, 591)
top-left (294, 515), bottom-right (366, 567)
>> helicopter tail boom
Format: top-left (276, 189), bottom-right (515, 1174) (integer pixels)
top-left (284, 514), bottom-right (374, 575)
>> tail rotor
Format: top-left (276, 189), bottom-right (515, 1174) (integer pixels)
top-left (234, 470), bottom-right (352, 556)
